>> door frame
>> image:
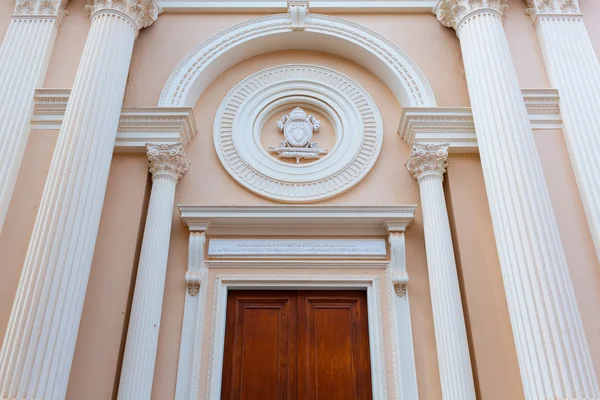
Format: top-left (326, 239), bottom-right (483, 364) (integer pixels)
top-left (206, 275), bottom-right (388, 400)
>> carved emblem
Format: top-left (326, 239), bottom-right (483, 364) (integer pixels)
top-left (269, 107), bottom-right (328, 163)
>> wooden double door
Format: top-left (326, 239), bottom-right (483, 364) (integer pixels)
top-left (221, 290), bottom-right (373, 399)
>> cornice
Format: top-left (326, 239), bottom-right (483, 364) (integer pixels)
top-left (85, 0), bottom-right (162, 29)
top-left (406, 144), bottom-right (449, 181)
top-left (524, 0), bottom-right (581, 23)
top-left (178, 205), bottom-right (418, 235)
top-left (147, 143), bottom-right (190, 181)
top-left (434, 0), bottom-right (508, 31)
top-left (398, 89), bottom-right (561, 152)
top-left (14, 0), bottom-right (69, 23)
top-left (32, 89), bottom-right (197, 152)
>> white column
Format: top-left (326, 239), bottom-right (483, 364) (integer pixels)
top-left (525, 0), bottom-right (600, 262)
top-left (435, 1), bottom-right (600, 399)
top-left (406, 143), bottom-right (476, 400)
top-left (0, 0), bottom-right (68, 233)
top-left (118, 144), bottom-right (190, 400)
top-left (0, 2), bottom-right (161, 399)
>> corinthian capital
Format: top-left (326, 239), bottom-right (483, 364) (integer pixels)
top-left (85, 0), bottom-right (162, 30)
top-left (524, 0), bottom-right (581, 21)
top-left (14, 0), bottom-right (69, 21)
top-left (406, 144), bottom-right (449, 181)
top-left (147, 144), bottom-right (191, 181)
top-left (435, 0), bottom-right (509, 31)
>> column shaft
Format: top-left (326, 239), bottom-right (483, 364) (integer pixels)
top-left (445, 5), bottom-right (599, 398)
top-left (0, 10), bottom-right (138, 400)
top-left (0, 8), bottom-right (63, 232)
top-left (118, 144), bottom-right (189, 400)
top-left (534, 12), bottom-right (600, 261)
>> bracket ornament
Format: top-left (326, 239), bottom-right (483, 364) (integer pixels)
top-left (406, 143), bottom-right (450, 181)
top-left (435, 0), bottom-right (509, 31)
top-left (185, 271), bottom-right (202, 296)
top-left (288, 0), bottom-right (309, 31)
top-left (525, 0), bottom-right (581, 21)
top-left (392, 273), bottom-right (409, 297)
top-left (147, 143), bottom-right (191, 181)
top-left (14, 0), bottom-right (69, 21)
top-left (85, 0), bottom-right (162, 30)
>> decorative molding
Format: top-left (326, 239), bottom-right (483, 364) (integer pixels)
top-left (147, 143), bottom-right (190, 181)
top-left (406, 143), bottom-right (449, 181)
top-left (178, 205), bottom-right (417, 236)
top-left (525, 0), bottom-right (581, 23)
top-left (204, 260), bottom-right (390, 269)
top-left (14, 0), bottom-right (69, 22)
top-left (159, 13), bottom-right (436, 108)
top-left (214, 65), bottom-right (383, 203)
top-left (434, 0), bottom-right (509, 32)
top-left (288, 0), bottom-right (308, 30)
top-left (32, 89), bottom-right (198, 152)
top-left (399, 89), bottom-right (562, 152)
top-left (157, 1), bottom-right (439, 13)
top-left (85, 0), bottom-right (163, 30)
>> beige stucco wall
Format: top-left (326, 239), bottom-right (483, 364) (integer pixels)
top-left (0, 0), bottom-right (599, 398)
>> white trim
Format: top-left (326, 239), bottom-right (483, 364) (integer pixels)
top-left (178, 205), bottom-right (417, 235)
top-left (158, 13), bottom-right (436, 108)
top-left (158, 1), bottom-right (438, 13)
top-left (398, 89), bottom-right (563, 152)
top-left (204, 275), bottom-right (391, 399)
top-left (31, 89), bottom-right (197, 152)
top-left (213, 64), bottom-right (383, 202)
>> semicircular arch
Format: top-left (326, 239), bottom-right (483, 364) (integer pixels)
top-left (159, 13), bottom-right (436, 108)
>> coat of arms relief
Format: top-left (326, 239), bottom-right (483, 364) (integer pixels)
top-left (269, 107), bottom-right (329, 163)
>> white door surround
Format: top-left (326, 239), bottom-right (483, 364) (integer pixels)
top-left (174, 205), bottom-right (419, 400)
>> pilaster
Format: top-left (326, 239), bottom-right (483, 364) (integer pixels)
top-left (118, 144), bottom-right (189, 400)
top-left (0, 2), bottom-right (161, 398)
top-left (406, 143), bottom-right (476, 400)
top-left (435, 1), bottom-right (600, 398)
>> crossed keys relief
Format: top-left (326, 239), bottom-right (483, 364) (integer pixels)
top-left (269, 107), bottom-right (329, 163)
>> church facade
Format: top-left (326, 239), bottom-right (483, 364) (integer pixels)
top-left (0, 0), bottom-right (599, 399)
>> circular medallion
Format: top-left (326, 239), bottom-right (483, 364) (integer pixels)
top-left (214, 64), bottom-right (383, 202)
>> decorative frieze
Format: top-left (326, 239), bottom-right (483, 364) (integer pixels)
top-left (14, 0), bottom-right (69, 21)
top-left (85, 0), bottom-right (162, 30)
top-left (147, 143), bottom-right (191, 181)
top-left (435, 0), bottom-right (509, 31)
top-left (406, 144), bottom-right (450, 181)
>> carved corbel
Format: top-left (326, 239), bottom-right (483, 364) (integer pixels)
top-left (392, 272), bottom-right (409, 297)
top-left (288, 0), bottom-right (309, 31)
top-left (185, 270), bottom-right (202, 296)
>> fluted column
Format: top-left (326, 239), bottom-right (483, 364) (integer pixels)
top-left (525, 0), bottom-right (600, 262)
top-left (435, 1), bottom-right (600, 398)
top-left (406, 144), bottom-right (476, 400)
top-left (118, 144), bottom-right (190, 400)
top-left (0, 0), bottom-right (69, 233)
top-left (0, 2), bottom-right (161, 399)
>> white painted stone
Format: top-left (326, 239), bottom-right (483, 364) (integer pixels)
top-left (406, 143), bottom-right (476, 400)
top-left (208, 238), bottom-right (387, 258)
top-left (118, 144), bottom-right (189, 400)
top-left (526, 0), bottom-right (600, 263)
top-left (0, 0), bottom-right (67, 233)
top-left (435, 1), bottom-right (600, 398)
top-left (0, 2), bottom-right (161, 399)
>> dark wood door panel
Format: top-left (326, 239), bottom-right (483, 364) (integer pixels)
top-left (297, 291), bottom-right (373, 400)
top-left (221, 291), bottom-right (298, 400)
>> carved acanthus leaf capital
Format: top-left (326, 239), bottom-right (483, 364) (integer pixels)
top-left (435, 0), bottom-right (509, 31)
top-left (14, 0), bottom-right (69, 21)
top-left (147, 143), bottom-right (190, 181)
top-left (524, 0), bottom-right (581, 21)
top-left (406, 143), bottom-right (449, 181)
top-left (85, 0), bottom-right (162, 30)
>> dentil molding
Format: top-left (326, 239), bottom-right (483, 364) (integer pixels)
top-left (32, 89), bottom-right (197, 152)
top-left (147, 143), bottom-right (191, 181)
top-left (399, 88), bottom-right (562, 152)
top-left (434, 0), bottom-right (509, 31)
top-left (214, 64), bottom-right (383, 203)
top-left (85, 0), bottom-right (162, 30)
top-left (14, 0), bottom-right (69, 22)
top-left (406, 144), bottom-right (449, 181)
